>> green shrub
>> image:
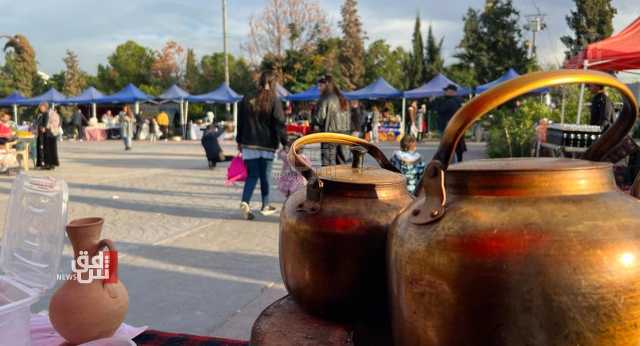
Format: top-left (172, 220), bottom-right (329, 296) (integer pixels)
top-left (487, 99), bottom-right (556, 158)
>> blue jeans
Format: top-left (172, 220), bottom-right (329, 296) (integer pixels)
top-left (123, 137), bottom-right (132, 149)
top-left (241, 158), bottom-right (273, 207)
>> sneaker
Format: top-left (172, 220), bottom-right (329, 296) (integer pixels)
top-left (240, 202), bottom-right (255, 220)
top-left (260, 205), bottom-right (278, 216)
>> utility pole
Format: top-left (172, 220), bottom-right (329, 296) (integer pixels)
top-left (524, 13), bottom-right (546, 59)
top-left (222, 0), bottom-right (229, 85)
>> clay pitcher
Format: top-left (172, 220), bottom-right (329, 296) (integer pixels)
top-left (49, 217), bottom-right (129, 344)
top-left (388, 70), bottom-right (640, 345)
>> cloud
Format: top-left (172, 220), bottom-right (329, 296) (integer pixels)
top-left (0, 0), bottom-right (637, 77)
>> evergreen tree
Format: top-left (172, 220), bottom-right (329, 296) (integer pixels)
top-left (455, 1), bottom-right (531, 84)
top-left (184, 49), bottom-right (199, 93)
top-left (561, 0), bottom-right (617, 58)
top-left (1, 35), bottom-right (38, 96)
top-left (408, 14), bottom-right (425, 88)
top-left (364, 39), bottom-right (410, 90)
top-left (424, 24), bottom-right (445, 82)
top-left (62, 50), bottom-right (87, 96)
top-left (338, 0), bottom-right (365, 90)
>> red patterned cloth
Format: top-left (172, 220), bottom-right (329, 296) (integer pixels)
top-left (286, 124), bottom-right (310, 135)
top-left (133, 329), bottom-right (249, 346)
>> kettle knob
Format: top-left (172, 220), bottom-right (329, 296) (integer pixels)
top-left (351, 146), bottom-right (367, 169)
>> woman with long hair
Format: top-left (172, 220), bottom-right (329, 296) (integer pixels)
top-left (315, 74), bottom-right (351, 166)
top-left (35, 102), bottom-right (60, 170)
top-left (236, 70), bottom-right (287, 220)
top-left (121, 105), bottom-right (135, 151)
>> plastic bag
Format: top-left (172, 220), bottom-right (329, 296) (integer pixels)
top-left (225, 154), bottom-right (247, 186)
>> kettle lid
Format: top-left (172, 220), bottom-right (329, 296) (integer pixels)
top-left (316, 165), bottom-right (406, 186)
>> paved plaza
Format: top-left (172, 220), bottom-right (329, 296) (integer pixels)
top-left (0, 139), bottom-right (486, 340)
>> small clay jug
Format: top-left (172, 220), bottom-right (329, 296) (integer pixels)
top-left (49, 217), bottom-right (129, 344)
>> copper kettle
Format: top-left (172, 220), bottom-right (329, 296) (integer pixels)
top-left (388, 70), bottom-right (640, 345)
top-left (281, 133), bottom-right (413, 320)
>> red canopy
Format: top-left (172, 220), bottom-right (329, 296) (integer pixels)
top-left (564, 17), bottom-right (640, 71)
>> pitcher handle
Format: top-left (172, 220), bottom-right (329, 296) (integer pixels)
top-left (412, 69), bottom-right (639, 224)
top-left (288, 132), bottom-right (398, 181)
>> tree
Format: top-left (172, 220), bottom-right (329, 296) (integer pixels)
top-left (408, 14), bottom-right (425, 88)
top-left (338, 0), bottom-right (365, 90)
top-left (97, 40), bottom-right (155, 92)
top-left (62, 50), bottom-right (87, 96)
top-left (244, 0), bottom-right (331, 76)
top-left (151, 41), bottom-right (185, 89)
top-left (561, 0), bottom-right (617, 58)
top-left (455, 8), bottom-right (484, 86)
top-left (199, 53), bottom-right (254, 96)
top-left (455, 1), bottom-right (531, 84)
top-left (184, 48), bottom-right (200, 92)
top-left (364, 39), bottom-right (410, 90)
top-left (1, 35), bottom-right (38, 96)
top-left (424, 24), bottom-right (445, 82)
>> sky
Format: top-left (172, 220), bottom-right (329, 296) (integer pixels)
top-left (0, 0), bottom-right (638, 76)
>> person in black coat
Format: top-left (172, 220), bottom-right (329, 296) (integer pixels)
top-left (588, 84), bottom-right (614, 129)
top-left (201, 124), bottom-right (225, 169)
top-left (433, 84), bottom-right (466, 162)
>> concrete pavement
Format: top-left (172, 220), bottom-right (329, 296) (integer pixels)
top-left (0, 139), bottom-right (486, 340)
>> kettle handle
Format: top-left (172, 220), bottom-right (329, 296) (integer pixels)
top-left (288, 132), bottom-right (398, 181)
top-left (412, 69), bottom-right (639, 224)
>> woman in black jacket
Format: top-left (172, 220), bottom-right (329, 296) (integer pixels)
top-left (236, 71), bottom-right (287, 220)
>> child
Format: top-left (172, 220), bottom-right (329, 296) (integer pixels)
top-left (201, 124), bottom-right (225, 169)
top-left (149, 118), bottom-right (161, 142)
top-left (390, 134), bottom-right (426, 196)
top-left (277, 136), bottom-right (309, 198)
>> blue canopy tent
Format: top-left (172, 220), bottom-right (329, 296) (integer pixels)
top-left (188, 83), bottom-right (244, 137)
top-left (159, 84), bottom-right (191, 136)
top-left (404, 74), bottom-right (471, 99)
top-left (62, 87), bottom-right (105, 118)
top-left (475, 68), bottom-right (549, 95)
top-left (99, 84), bottom-right (153, 114)
top-left (19, 88), bottom-right (67, 107)
top-left (285, 85), bottom-right (321, 102)
top-left (0, 91), bottom-right (25, 122)
top-left (344, 77), bottom-right (403, 100)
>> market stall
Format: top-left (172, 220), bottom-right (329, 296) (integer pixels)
top-left (62, 86), bottom-right (105, 119)
top-left (345, 77), bottom-right (403, 140)
top-left (187, 83), bottom-right (244, 138)
top-left (0, 91), bottom-right (25, 123)
top-left (158, 84), bottom-right (190, 137)
top-left (18, 88), bottom-right (67, 108)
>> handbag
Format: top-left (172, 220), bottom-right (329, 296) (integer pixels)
top-left (225, 154), bottom-right (248, 186)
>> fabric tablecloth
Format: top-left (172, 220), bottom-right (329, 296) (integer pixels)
top-left (133, 330), bottom-right (248, 346)
top-left (286, 124), bottom-right (310, 136)
top-left (85, 128), bottom-right (108, 142)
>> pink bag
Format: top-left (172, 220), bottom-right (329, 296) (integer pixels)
top-left (225, 154), bottom-right (247, 186)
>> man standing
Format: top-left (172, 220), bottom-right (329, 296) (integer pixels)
top-left (315, 75), bottom-right (351, 166)
top-left (434, 84), bottom-right (466, 162)
top-left (350, 100), bottom-right (363, 138)
top-left (588, 84), bottom-right (614, 129)
top-left (72, 107), bottom-right (86, 141)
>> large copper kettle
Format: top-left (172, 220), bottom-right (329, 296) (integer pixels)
top-left (388, 70), bottom-right (640, 345)
top-left (281, 133), bottom-right (413, 320)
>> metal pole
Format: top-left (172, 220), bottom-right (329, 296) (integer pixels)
top-left (12, 104), bottom-right (17, 123)
top-left (401, 98), bottom-right (406, 135)
top-left (576, 60), bottom-right (588, 124)
top-left (222, 0), bottom-right (230, 112)
top-left (233, 102), bottom-right (238, 138)
top-left (92, 103), bottom-right (97, 118)
top-left (560, 87), bottom-right (566, 124)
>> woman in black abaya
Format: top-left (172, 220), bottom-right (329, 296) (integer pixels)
top-left (35, 102), bottom-right (60, 170)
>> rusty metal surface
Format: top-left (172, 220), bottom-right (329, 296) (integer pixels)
top-left (281, 187), bottom-right (411, 319)
top-left (250, 296), bottom-right (355, 346)
top-left (389, 70), bottom-right (640, 345)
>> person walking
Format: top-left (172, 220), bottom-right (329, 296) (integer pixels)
top-left (408, 100), bottom-right (418, 138)
top-left (315, 74), bottom-right (351, 166)
top-left (236, 70), bottom-right (287, 220)
top-left (120, 105), bottom-right (135, 151)
top-left (434, 84), bottom-right (466, 162)
top-left (35, 102), bottom-right (60, 170)
top-left (371, 105), bottom-right (381, 143)
top-left (72, 107), bottom-right (86, 141)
